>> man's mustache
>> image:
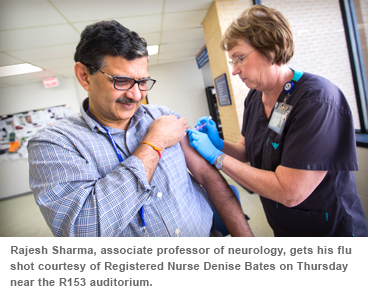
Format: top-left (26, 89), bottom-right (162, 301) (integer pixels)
top-left (115, 97), bottom-right (137, 104)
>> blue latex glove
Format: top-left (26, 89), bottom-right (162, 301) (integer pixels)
top-left (186, 129), bottom-right (223, 165)
top-left (194, 116), bottom-right (224, 151)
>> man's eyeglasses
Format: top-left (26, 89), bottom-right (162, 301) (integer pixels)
top-left (228, 49), bottom-right (256, 67)
top-left (93, 67), bottom-right (156, 91)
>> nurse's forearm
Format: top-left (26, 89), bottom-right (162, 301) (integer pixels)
top-left (221, 155), bottom-right (326, 207)
top-left (222, 141), bottom-right (249, 162)
top-left (221, 157), bottom-right (294, 206)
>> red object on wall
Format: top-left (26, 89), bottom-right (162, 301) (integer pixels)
top-left (43, 77), bottom-right (59, 88)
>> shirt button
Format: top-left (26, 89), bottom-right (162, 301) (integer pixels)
top-left (157, 192), bottom-right (162, 198)
top-left (175, 229), bottom-right (180, 235)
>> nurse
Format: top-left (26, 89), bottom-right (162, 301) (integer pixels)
top-left (187, 4), bottom-right (368, 237)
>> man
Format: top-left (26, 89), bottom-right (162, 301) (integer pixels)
top-left (28, 20), bottom-right (252, 237)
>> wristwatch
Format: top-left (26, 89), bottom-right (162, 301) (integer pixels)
top-left (214, 153), bottom-right (226, 170)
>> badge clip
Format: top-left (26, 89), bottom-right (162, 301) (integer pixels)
top-left (268, 81), bottom-right (294, 135)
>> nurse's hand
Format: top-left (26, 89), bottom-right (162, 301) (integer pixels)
top-left (194, 116), bottom-right (224, 151)
top-left (186, 129), bottom-right (222, 165)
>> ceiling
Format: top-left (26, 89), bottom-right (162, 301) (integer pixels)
top-left (0, 0), bottom-right (213, 87)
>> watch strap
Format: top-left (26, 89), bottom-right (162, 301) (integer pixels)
top-left (214, 153), bottom-right (225, 170)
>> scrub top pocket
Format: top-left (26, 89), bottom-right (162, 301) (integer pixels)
top-left (262, 134), bottom-right (284, 172)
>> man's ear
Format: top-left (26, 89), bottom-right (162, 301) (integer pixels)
top-left (74, 62), bottom-right (91, 91)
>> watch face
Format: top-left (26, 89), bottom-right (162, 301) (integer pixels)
top-left (215, 153), bottom-right (225, 170)
top-left (215, 155), bottom-right (223, 169)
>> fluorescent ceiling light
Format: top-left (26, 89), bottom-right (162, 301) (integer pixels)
top-left (0, 63), bottom-right (43, 77)
top-left (147, 45), bottom-right (159, 55)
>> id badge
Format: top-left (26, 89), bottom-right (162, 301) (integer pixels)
top-left (268, 102), bottom-right (293, 135)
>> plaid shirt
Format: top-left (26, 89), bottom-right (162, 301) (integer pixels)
top-left (28, 99), bottom-right (213, 237)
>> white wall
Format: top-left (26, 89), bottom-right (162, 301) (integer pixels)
top-left (201, 61), bottom-right (214, 88)
top-left (148, 59), bottom-right (210, 128)
top-left (0, 77), bottom-right (82, 116)
top-left (0, 77), bottom-right (83, 199)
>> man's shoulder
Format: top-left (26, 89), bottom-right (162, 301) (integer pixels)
top-left (30, 113), bottom-right (89, 142)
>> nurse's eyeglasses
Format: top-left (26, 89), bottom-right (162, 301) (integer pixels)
top-left (92, 67), bottom-right (156, 91)
top-left (229, 49), bottom-right (256, 66)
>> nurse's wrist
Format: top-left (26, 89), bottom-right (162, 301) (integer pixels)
top-left (214, 153), bottom-right (226, 170)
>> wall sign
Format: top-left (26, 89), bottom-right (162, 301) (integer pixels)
top-left (214, 73), bottom-right (232, 106)
top-left (43, 77), bottom-right (59, 88)
top-left (196, 46), bottom-right (209, 69)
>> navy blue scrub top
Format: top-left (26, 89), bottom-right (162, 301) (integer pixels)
top-left (241, 70), bottom-right (368, 237)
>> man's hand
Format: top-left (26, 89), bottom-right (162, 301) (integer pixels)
top-left (134, 115), bottom-right (188, 182)
top-left (146, 115), bottom-right (188, 149)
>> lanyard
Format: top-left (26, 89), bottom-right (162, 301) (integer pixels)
top-left (87, 107), bottom-right (146, 229)
top-left (280, 68), bottom-right (304, 107)
top-left (88, 108), bottom-right (123, 162)
top-left (268, 69), bottom-right (304, 135)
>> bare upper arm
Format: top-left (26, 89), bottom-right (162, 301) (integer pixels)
top-left (179, 135), bottom-right (214, 185)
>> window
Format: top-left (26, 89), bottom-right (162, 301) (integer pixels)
top-left (340, 0), bottom-right (368, 145)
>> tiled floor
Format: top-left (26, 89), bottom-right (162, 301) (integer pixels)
top-left (0, 192), bottom-right (53, 237)
top-left (0, 175), bottom-right (273, 237)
